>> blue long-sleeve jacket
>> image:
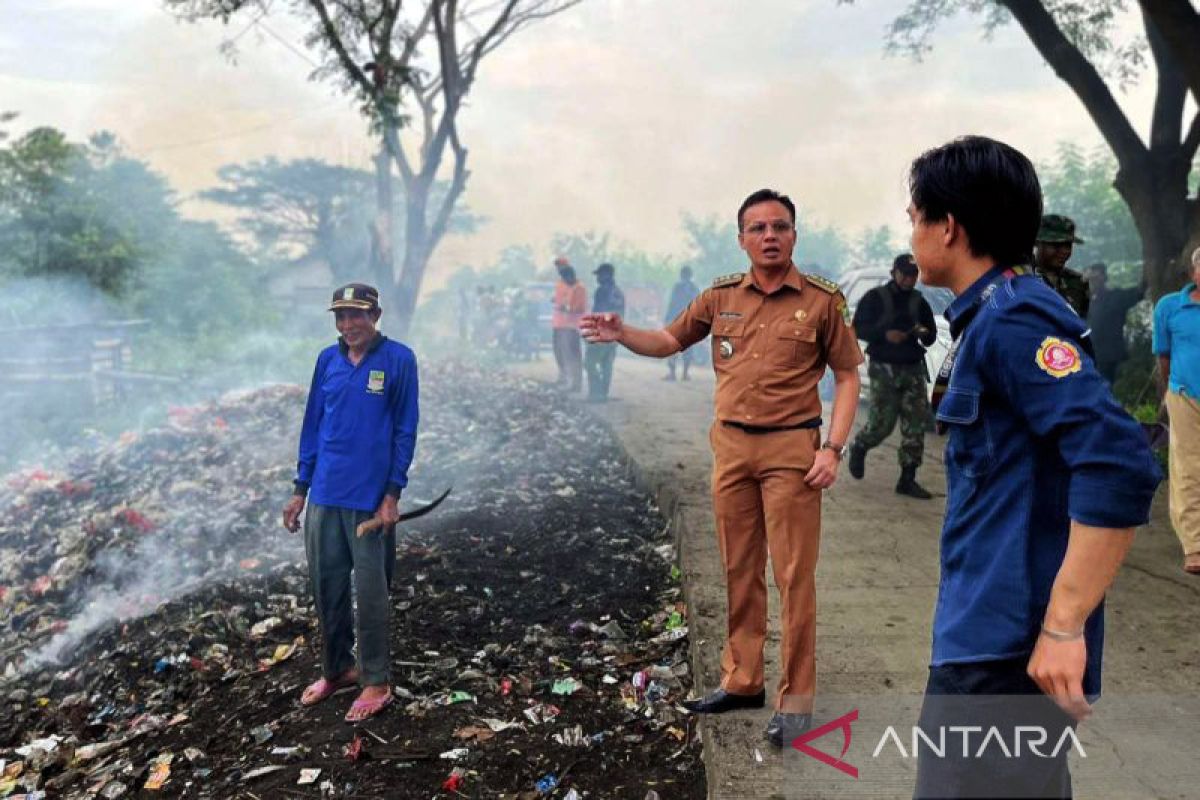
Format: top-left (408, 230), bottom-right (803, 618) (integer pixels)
top-left (295, 334), bottom-right (419, 512)
top-left (934, 267), bottom-right (1161, 696)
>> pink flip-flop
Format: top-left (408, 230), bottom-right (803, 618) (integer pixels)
top-left (301, 673), bottom-right (357, 706)
top-left (345, 691), bottom-right (393, 723)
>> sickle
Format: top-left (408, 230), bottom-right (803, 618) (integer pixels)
top-left (356, 487), bottom-right (453, 537)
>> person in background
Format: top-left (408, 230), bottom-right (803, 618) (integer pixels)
top-left (552, 257), bottom-right (587, 392)
top-left (1084, 261), bottom-right (1145, 385)
top-left (1152, 245), bottom-right (1200, 575)
top-left (584, 262), bottom-right (625, 402)
top-left (282, 283), bottom-right (419, 723)
top-left (664, 266), bottom-right (700, 381)
top-left (1033, 214), bottom-right (1090, 317)
top-left (847, 253), bottom-right (938, 499)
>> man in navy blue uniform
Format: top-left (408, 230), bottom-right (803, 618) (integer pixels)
top-left (906, 137), bottom-right (1161, 798)
top-left (282, 283), bottom-right (419, 723)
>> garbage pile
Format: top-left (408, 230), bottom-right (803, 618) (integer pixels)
top-left (0, 363), bottom-right (704, 798)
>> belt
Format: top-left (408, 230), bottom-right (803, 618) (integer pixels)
top-left (722, 417), bottom-right (822, 435)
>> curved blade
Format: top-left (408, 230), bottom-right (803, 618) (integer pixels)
top-left (397, 486), bottom-right (453, 522)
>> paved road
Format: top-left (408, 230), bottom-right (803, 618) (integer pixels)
top-left (511, 354), bottom-right (1198, 799)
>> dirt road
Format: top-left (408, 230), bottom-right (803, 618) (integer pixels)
top-left (513, 353), bottom-right (1199, 800)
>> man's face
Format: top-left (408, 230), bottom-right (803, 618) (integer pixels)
top-left (335, 307), bottom-right (378, 348)
top-left (1085, 269), bottom-right (1107, 292)
top-left (893, 269), bottom-right (918, 291)
top-left (738, 201), bottom-right (796, 270)
top-left (1035, 241), bottom-right (1073, 272)
top-left (907, 203), bottom-right (950, 288)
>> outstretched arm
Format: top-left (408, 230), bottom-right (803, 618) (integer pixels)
top-left (580, 312), bottom-right (681, 358)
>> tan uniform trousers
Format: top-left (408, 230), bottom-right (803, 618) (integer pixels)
top-left (1166, 391), bottom-right (1200, 555)
top-left (710, 421), bottom-right (821, 713)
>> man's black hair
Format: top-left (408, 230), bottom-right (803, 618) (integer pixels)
top-left (893, 253), bottom-right (917, 272)
top-left (737, 188), bottom-right (797, 232)
top-left (1085, 261), bottom-right (1108, 276)
top-left (908, 136), bottom-right (1042, 267)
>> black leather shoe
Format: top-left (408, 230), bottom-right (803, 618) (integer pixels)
top-left (681, 688), bottom-right (766, 714)
top-left (765, 712), bottom-right (813, 747)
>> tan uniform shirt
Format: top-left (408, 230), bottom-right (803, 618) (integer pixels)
top-left (667, 266), bottom-right (863, 428)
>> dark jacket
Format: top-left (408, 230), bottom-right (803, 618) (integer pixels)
top-left (1086, 286), bottom-right (1143, 364)
top-left (592, 279), bottom-right (625, 316)
top-left (665, 278), bottom-right (699, 323)
top-left (852, 281), bottom-right (937, 365)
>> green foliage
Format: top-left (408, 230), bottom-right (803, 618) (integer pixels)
top-left (881, 1), bottom-right (1146, 85)
top-left (681, 215), bottom-right (745, 285)
top-left (0, 128), bottom-right (179, 294)
top-left (200, 157), bottom-right (373, 266)
top-left (853, 225), bottom-right (899, 267)
top-left (200, 156), bottom-right (480, 285)
top-left (1037, 142), bottom-right (1142, 275)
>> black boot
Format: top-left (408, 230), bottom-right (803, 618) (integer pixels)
top-left (896, 466), bottom-right (932, 499)
top-left (848, 443), bottom-right (866, 480)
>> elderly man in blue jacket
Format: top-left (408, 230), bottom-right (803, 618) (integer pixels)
top-left (906, 136), bottom-right (1161, 798)
top-left (282, 283), bottom-right (419, 723)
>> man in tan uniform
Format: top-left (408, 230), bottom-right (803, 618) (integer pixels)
top-left (581, 189), bottom-right (863, 746)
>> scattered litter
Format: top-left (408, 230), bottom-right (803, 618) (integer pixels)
top-left (551, 677), bottom-right (582, 696)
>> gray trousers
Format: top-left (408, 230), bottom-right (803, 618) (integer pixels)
top-left (303, 503), bottom-right (395, 686)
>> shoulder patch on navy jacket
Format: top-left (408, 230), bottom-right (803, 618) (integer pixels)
top-left (803, 273), bottom-right (842, 294)
top-left (711, 272), bottom-right (743, 288)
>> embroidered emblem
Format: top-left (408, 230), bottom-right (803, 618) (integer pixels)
top-left (712, 273), bottom-right (743, 288)
top-left (837, 299), bottom-right (851, 326)
top-left (367, 370), bottom-right (386, 394)
top-left (719, 339), bottom-right (735, 359)
top-left (793, 309), bottom-right (807, 322)
top-left (344, 287), bottom-right (355, 300)
top-left (718, 311), bottom-right (743, 318)
top-left (1035, 337), bottom-right (1081, 378)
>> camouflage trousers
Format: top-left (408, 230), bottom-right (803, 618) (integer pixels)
top-left (853, 360), bottom-right (929, 469)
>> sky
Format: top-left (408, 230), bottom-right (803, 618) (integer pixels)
top-left (0, 0), bottom-right (1167, 292)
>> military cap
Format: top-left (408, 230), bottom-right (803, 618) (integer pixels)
top-left (329, 282), bottom-right (380, 311)
top-left (1037, 214), bottom-right (1084, 244)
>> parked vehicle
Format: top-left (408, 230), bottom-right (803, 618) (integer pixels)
top-left (820, 266), bottom-right (953, 399)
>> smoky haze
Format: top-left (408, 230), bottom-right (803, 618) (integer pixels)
top-left (0, 0), bottom-right (1177, 676)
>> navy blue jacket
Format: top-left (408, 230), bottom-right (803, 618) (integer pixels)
top-left (295, 334), bottom-right (419, 512)
top-left (934, 267), bottom-right (1160, 696)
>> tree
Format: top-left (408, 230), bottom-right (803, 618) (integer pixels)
top-left (167, 0), bottom-right (581, 336)
top-left (853, 224), bottom-right (898, 267)
top-left (1037, 142), bottom-right (1143, 273)
top-left (0, 128), bottom-right (144, 293)
top-left (201, 156), bottom-right (480, 285)
top-left (200, 158), bottom-right (372, 268)
top-left (873, 0), bottom-right (1200, 299)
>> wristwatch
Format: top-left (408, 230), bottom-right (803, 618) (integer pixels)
top-left (821, 440), bottom-right (845, 459)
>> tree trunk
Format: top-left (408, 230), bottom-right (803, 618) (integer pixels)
top-left (1116, 155), bottom-right (1195, 299)
top-left (369, 143), bottom-right (395, 295)
top-left (391, 174), bottom-right (431, 338)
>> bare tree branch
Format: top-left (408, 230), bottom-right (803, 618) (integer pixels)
top-left (998, 1), bottom-right (1147, 166)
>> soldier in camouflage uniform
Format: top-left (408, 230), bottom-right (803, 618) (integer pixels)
top-left (1033, 214), bottom-right (1090, 317)
top-left (847, 254), bottom-right (937, 499)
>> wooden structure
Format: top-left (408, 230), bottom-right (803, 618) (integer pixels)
top-left (0, 319), bottom-right (180, 412)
